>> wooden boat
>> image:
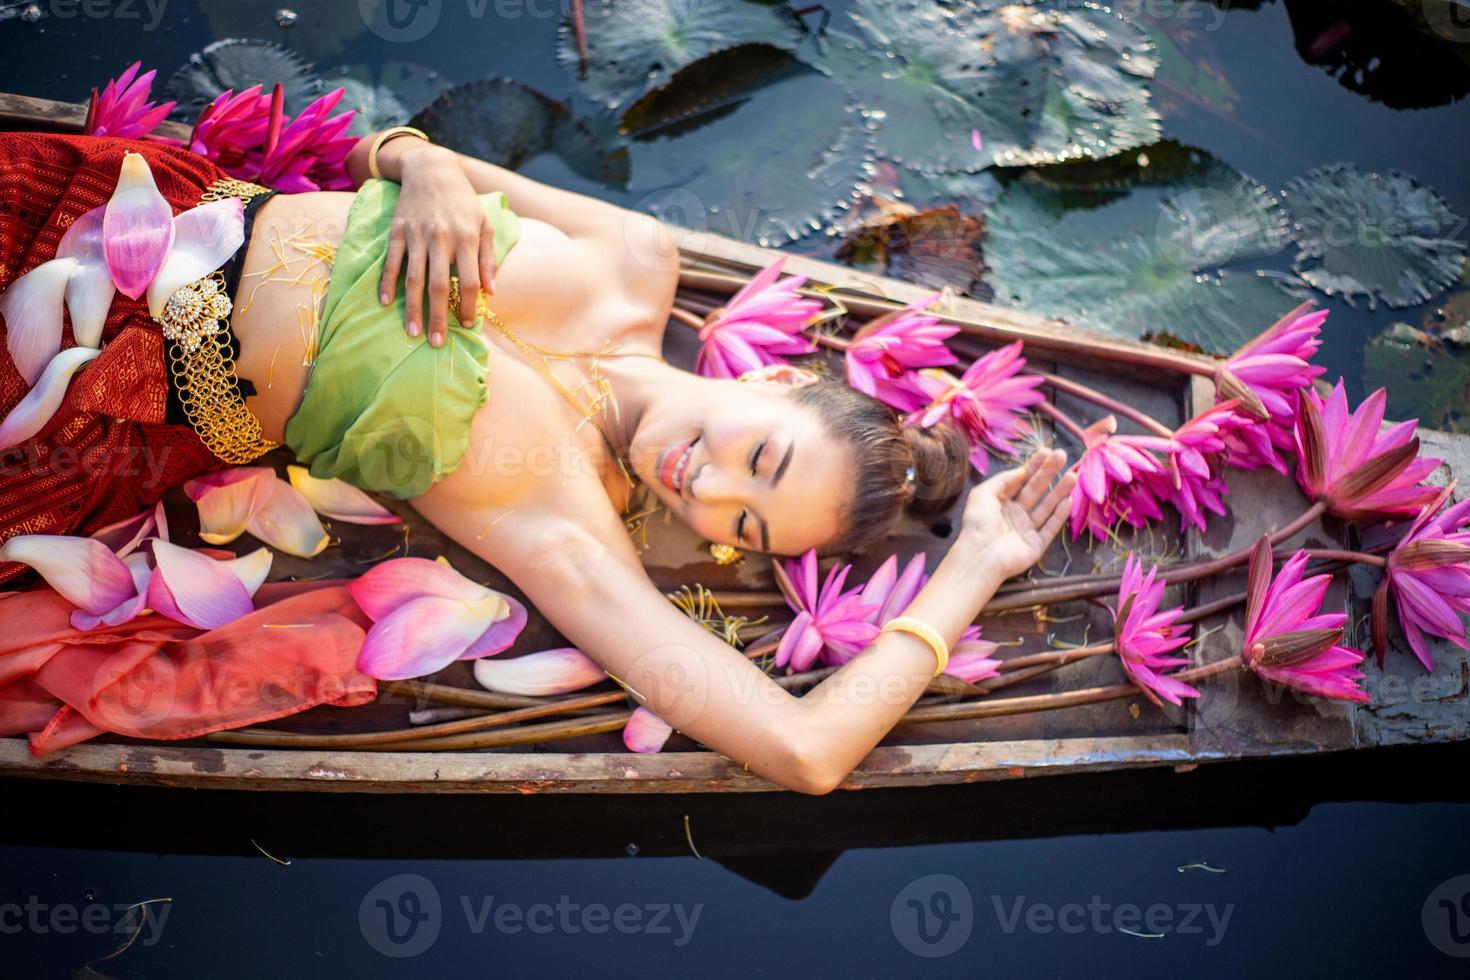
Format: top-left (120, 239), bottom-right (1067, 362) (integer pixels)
top-left (1, 93), bottom-right (1467, 793)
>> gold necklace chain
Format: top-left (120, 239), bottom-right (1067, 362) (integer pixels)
top-left (463, 283), bottom-right (662, 497)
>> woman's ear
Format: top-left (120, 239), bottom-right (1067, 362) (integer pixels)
top-left (741, 363), bottom-right (820, 387)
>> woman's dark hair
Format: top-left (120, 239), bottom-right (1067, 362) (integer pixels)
top-left (789, 378), bottom-right (971, 556)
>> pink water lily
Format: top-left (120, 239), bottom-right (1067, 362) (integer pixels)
top-left (623, 706), bottom-right (675, 753)
top-left (771, 548), bottom-right (880, 673)
top-left (350, 556), bottom-right (528, 680)
top-left (1294, 382), bottom-right (1441, 521)
top-left (1376, 484), bottom-right (1470, 671)
top-left (694, 256), bottom-right (821, 379)
top-left (83, 61), bottom-right (176, 140)
top-left (184, 467), bottom-right (329, 558)
top-left (287, 465), bottom-right (400, 525)
top-left (1069, 416), bottom-right (1168, 540)
top-left (103, 152), bottom-right (175, 300)
top-left (1134, 404), bottom-right (1241, 533)
top-left (185, 84), bottom-right (357, 193)
top-left (187, 86), bottom-right (275, 166)
top-left (844, 292), bottom-right (958, 411)
top-left (1111, 553), bottom-right (1199, 706)
top-left (903, 340), bottom-right (1045, 474)
top-left (1217, 303), bottom-right (1327, 423)
top-left (1241, 537), bottom-right (1369, 703)
top-left (472, 647), bottom-right (605, 696)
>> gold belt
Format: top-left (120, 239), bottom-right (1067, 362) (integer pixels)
top-left (157, 177), bottom-right (279, 465)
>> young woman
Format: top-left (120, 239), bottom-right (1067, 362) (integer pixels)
top-left (0, 130), bottom-right (1076, 794)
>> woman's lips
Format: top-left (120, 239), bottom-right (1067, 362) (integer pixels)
top-left (659, 436), bottom-right (697, 496)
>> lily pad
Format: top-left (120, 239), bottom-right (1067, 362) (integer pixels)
top-left (1364, 322), bottom-right (1470, 432)
top-left (799, 0), bottom-right (1160, 173)
top-left (167, 39), bottom-right (324, 120)
top-left (984, 149), bottom-right (1299, 352)
top-left (1281, 164), bottom-right (1468, 309)
top-left (327, 63), bottom-right (454, 136)
top-left (410, 79), bottom-right (630, 188)
top-left (558, 0), bottom-right (802, 108)
top-left (622, 54), bottom-right (873, 246)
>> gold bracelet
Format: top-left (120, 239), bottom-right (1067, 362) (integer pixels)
top-left (880, 615), bottom-right (950, 678)
top-left (368, 126), bottom-right (430, 180)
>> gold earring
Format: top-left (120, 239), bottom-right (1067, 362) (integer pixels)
top-left (709, 542), bottom-right (743, 565)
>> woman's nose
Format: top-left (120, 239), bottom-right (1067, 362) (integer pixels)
top-left (689, 461), bottom-right (753, 504)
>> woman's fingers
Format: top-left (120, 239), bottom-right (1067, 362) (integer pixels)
top-left (992, 451), bottom-right (1044, 501)
top-left (479, 228), bottom-right (497, 297)
top-left (1016, 449), bottom-right (1066, 510)
top-left (1031, 470), bottom-right (1077, 529)
top-left (427, 241), bottom-right (452, 345)
top-left (381, 225), bottom-right (407, 313)
top-left (403, 234), bottom-right (428, 339)
top-left (455, 241), bottom-right (480, 326)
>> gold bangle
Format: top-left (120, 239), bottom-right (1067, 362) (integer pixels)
top-left (368, 126), bottom-right (430, 180)
top-left (880, 615), bottom-right (950, 678)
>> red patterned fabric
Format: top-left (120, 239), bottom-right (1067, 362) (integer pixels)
top-left (0, 133), bottom-right (229, 586)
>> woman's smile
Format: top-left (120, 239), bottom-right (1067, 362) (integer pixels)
top-left (658, 433), bottom-right (700, 496)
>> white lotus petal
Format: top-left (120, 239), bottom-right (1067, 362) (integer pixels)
top-left (287, 464), bottom-right (400, 525)
top-left (146, 199), bottom-right (244, 317)
top-left (56, 207), bottom-right (114, 347)
top-left (472, 647), bottom-right (606, 696)
top-left (0, 257), bottom-right (78, 385)
top-left (0, 533), bottom-right (137, 614)
top-left (220, 546), bottom-right (273, 596)
top-left (0, 346), bottom-right (100, 448)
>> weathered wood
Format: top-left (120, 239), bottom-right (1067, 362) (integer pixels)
top-left (0, 91), bottom-right (192, 141)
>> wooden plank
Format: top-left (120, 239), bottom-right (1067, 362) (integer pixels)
top-left (0, 91), bottom-right (192, 141)
top-left (0, 734), bottom-right (1204, 793)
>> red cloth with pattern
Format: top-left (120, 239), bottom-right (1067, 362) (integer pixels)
top-left (0, 133), bottom-right (230, 586)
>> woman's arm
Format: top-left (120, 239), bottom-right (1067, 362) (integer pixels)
top-left (431, 449), bottom-right (1074, 795)
top-left (344, 133), bottom-right (678, 347)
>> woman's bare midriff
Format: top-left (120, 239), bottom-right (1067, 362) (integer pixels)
top-left (229, 188), bottom-right (663, 512)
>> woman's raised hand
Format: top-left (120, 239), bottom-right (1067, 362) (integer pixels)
top-left (377, 144), bottom-right (498, 347)
top-left (959, 448), bottom-right (1076, 581)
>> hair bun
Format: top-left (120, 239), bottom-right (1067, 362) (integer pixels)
top-left (901, 419), bottom-right (970, 517)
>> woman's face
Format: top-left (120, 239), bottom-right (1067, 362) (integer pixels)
top-left (627, 376), bottom-right (851, 556)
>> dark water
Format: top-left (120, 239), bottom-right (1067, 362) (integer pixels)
top-left (3, 2), bottom-right (1470, 975)
top-left (4, 745), bottom-right (1470, 977)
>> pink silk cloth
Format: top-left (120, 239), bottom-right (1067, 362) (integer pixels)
top-left (0, 574), bottom-right (377, 755)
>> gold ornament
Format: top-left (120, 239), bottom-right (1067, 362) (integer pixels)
top-left (708, 542), bottom-right (743, 565)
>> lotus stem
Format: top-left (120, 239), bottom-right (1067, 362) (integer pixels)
top-left (1034, 400), bottom-right (1090, 443)
top-left (1026, 369), bottom-right (1175, 438)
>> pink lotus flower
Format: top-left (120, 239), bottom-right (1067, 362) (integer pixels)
top-left (187, 85), bottom-right (357, 193)
top-left (694, 256), bottom-right (820, 379)
top-left (1216, 304), bottom-right (1327, 423)
top-left (1069, 416), bottom-right (1168, 540)
top-left (903, 340), bottom-right (1045, 474)
top-left (84, 61), bottom-right (176, 140)
top-left (1134, 404), bottom-right (1241, 532)
top-left (1294, 382), bottom-right (1441, 521)
top-left (844, 293), bottom-right (958, 411)
top-left (1376, 484), bottom-right (1470, 671)
top-left (771, 548), bottom-right (880, 673)
top-left (1241, 537), bottom-right (1369, 703)
top-left (1111, 553), bottom-right (1198, 706)
top-left (350, 556), bottom-right (528, 680)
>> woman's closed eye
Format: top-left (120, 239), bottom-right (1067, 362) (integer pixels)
top-left (750, 439), bottom-right (767, 477)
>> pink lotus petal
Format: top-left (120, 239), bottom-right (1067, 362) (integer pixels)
top-left (185, 467), bottom-right (274, 544)
top-left (286, 464), bottom-right (400, 525)
top-left (245, 476), bottom-right (330, 557)
top-left (103, 152), bottom-right (175, 299)
top-left (88, 506), bottom-right (157, 557)
top-left (144, 539), bottom-right (255, 630)
top-left (357, 592), bottom-right (506, 681)
top-left (56, 207), bottom-right (115, 348)
top-left (0, 533), bottom-right (137, 614)
top-left (0, 346), bottom-right (100, 448)
top-left (459, 595), bottom-right (528, 660)
top-left (623, 706), bottom-right (675, 753)
top-left (349, 555), bottom-right (496, 621)
top-left (473, 646), bottom-right (607, 696)
top-left (219, 546), bottom-right (273, 596)
top-left (71, 552), bottom-right (153, 631)
top-left (0, 257), bottom-right (78, 385)
top-left (146, 198), bottom-right (245, 317)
